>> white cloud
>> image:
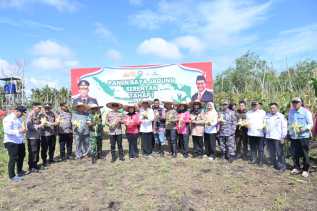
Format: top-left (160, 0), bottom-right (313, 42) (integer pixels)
top-left (28, 76), bottom-right (59, 88)
top-left (40, 0), bottom-right (79, 12)
top-left (129, 0), bottom-right (143, 6)
top-left (31, 40), bottom-right (78, 70)
top-left (0, 17), bottom-right (64, 31)
top-left (137, 37), bottom-right (182, 60)
top-left (265, 24), bottom-right (317, 59)
top-left (174, 35), bottom-right (204, 54)
top-left (32, 40), bottom-right (72, 57)
top-left (0, 58), bottom-right (23, 78)
top-left (0, 0), bottom-right (80, 12)
top-left (95, 22), bottom-right (117, 43)
top-left (105, 49), bottom-right (122, 62)
top-left (131, 0), bottom-right (271, 48)
top-left (130, 9), bottom-right (174, 30)
top-left (31, 57), bottom-right (64, 70)
top-left (0, 0), bottom-right (26, 8)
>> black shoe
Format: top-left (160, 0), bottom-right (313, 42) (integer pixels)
top-left (17, 170), bottom-right (27, 177)
top-left (119, 157), bottom-right (125, 161)
top-left (92, 157), bottom-right (96, 164)
top-left (248, 160), bottom-right (257, 164)
top-left (48, 160), bottom-right (55, 164)
top-left (30, 168), bottom-right (39, 173)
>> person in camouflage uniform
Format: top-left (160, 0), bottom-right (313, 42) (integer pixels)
top-left (164, 101), bottom-right (178, 158)
top-left (88, 104), bottom-right (104, 164)
top-left (218, 101), bottom-right (237, 163)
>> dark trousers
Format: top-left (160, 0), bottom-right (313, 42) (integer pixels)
top-left (27, 139), bottom-right (40, 169)
top-left (127, 133), bottom-right (139, 158)
top-left (4, 142), bottom-right (25, 178)
top-left (178, 133), bottom-right (189, 157)
top-left (141, 132), bottom-right (153, 155)
top-left (109, 134), bottom-right (123, 159)
top-left (166, 129), bottom-right (177, 154)
top-left (192, 135), bottom-right (204, 157)
top-left (96, 137), bottom-right (102, 158)
top-left (41, 135), bottom-right (56, 164)
top-left (59, 133), bottom-right (73, 160)
top-left (204, 133), bottom-right (217, 158)
top-left (249, 136), bottom-right (264, 163)
top-left (267, 138), bottom-right (286, 169)
top-left (236, 129), bottom-right (248, 157)
top-left (290, 138), bottom-right (310, 171)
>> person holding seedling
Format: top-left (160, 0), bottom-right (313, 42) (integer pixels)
top-left (288, 97), bottom-right (313, 178)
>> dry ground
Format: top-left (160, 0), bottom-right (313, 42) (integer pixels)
top-left (0, 140), bottom-right (317, 211)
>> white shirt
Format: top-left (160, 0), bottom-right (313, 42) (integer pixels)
top-left (3, 113), bottom-right (24, 144)
top-left (139, 108), bottom-right (154, 133)
top-left (246, 109), bottom-right (266, 137)
top-left (264, 112), bottom-right (288, 141)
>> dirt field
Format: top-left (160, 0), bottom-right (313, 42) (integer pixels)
top-left (0, 141), bottom-right (317, 211)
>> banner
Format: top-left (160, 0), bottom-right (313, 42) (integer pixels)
top-left (71, 62), bottom-right (213, 105)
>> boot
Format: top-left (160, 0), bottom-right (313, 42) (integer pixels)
top-left (258, 152), bottom-right (264, 167)
top-left (111, 153), bottom-right (116, 163)
top-left (172, 144), bottom-right (177, 158)
top-left (159, 143), bottom-right (164, 157)
top-left (228, 155), bottom-right (234, 163)
top-left (92, 156), bottom-right (96, 164)
top-left (221, 153), bottom-right (226, 160)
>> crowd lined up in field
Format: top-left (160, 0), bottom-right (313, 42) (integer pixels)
top-left (2, 79), bottom-right (314, 183)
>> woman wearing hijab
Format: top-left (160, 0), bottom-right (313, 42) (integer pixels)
top-left (204, 102), bottom-right (218, 160)
top-left (190, 100), bottom-right (205, 158)
top-left (176, 102), bottom-right (191, 158)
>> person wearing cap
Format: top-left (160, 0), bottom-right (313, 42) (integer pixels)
top-left (72, 80), bottom-right (98, 105)
top-left (264, 103), bottom-right (287, 171)
top-left (123, 104), bottom-right (141, 160)
top-left (105, 102), bottom-right (125, 162)
top-left (218, 101), bottom-right (237, 162)
top-left (39, 103), bottom-right (57, 166)
top-left (288, 97), bottom-right (313, 178)
top-left (191, 75), bottom-right (213, 103)
top-left (190, 100), bottom-right (205, 158)
top-left (139, 100), bottom-right (155, 157)
top-left (204, 102), bottom-right (218, 160)
top-left (88, 104), bottom-right (104, 164)
top-left (56, 103), bottom-right (73, 161)
top-left (152, 98), bottom-right (166, 156)
top-left (176, 102), bottom-right (191, 158)
top-left (246, 101), bottom-right (266, 166)
top-left (3, 106), bottom-right (27, 182)
top-left (236, 100), bottom-right (249, 160)
top-left (164, 101), bottom-right (178, 158)
top-left (26, 102), bottom-right (42, 172)
top-left (72, 102), bottom-right (90, 160)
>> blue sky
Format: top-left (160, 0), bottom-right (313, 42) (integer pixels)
top-left (0, 0), bottom-right (316, 92)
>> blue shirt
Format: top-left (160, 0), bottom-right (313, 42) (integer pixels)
top-left (3, 113), bottom-right (24, 144)
top-left (72, 111), bottom-right (90, 135)
top-left (288, 107), bottom-right (313, 139)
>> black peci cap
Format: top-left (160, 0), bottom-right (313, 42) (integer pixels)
top-left (15, 105), bottom-right (27, 113)
top-left (196, 75), bottom-right (206, 82)
top-left (77, 80), bottom-right (90, 87)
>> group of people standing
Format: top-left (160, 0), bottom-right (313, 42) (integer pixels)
top-left (2, 79), bottom-right (314, 182)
